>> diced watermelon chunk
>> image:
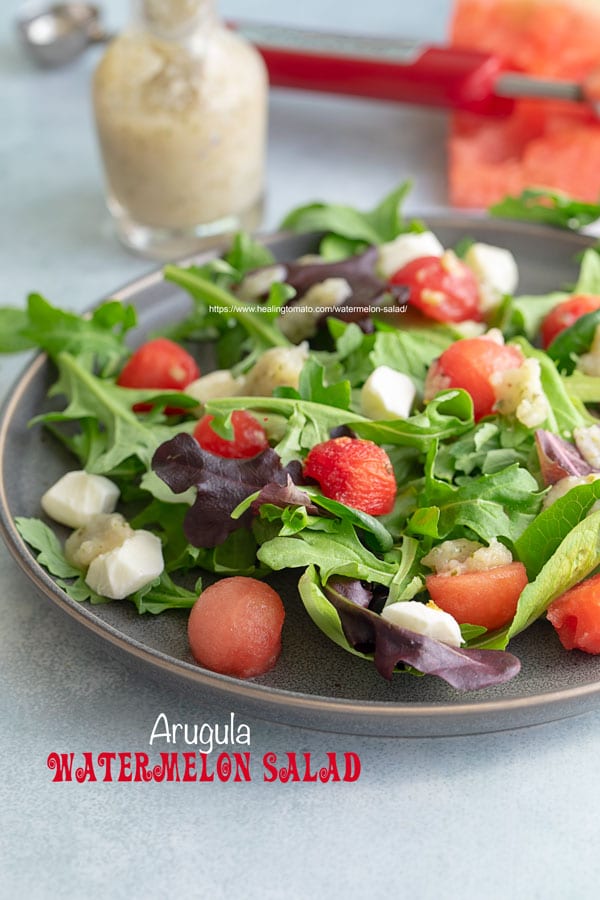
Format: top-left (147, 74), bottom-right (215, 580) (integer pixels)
top-left (449, 0), bottom-right (600, 207)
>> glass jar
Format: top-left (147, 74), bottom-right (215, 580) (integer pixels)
top-left (92, 0), bottom-right (268, 259)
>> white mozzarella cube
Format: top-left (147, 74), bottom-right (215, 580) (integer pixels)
top-left (360, 366), bottom-right (416, 420)
top-left (85, 530), bottom-right (164, 600)
top-left (464, 243), bottom-right (519, 310)
top-left (381, 601), bottom-right (463, 647)
top-left (41, 470), bottom-right (120, 529)
top-left (376, 231), bottom-right (444, 279)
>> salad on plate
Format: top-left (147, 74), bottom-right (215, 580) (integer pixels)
top-left (5, 183), bottom-right (600, 694)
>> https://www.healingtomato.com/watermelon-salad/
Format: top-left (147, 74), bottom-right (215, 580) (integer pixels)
top-left (7, 182), bottom-right (600, 693)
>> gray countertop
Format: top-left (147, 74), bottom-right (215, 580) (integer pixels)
top-left (3, 1), bottom-right (600, 898)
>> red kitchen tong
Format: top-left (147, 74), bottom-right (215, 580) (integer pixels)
top-left (235, 21), bottom-right (596, 118)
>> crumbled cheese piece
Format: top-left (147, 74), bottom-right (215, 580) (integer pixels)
top-left (85, 530), bottom-right (164, 600)
top-left (381, 600), bottom-right (463, 647)
top-left (237, 265), bottom-right (287, 301)
top-left (278, 278), bottom-right (352, 342)
top-left (422, 538), bottom-right (513, 576)
top-left (376, 231), bottom-right (444, 279)
top-left (574, 424), bottom-right (600, 469)
top-left (577, 324), bottom-right (600, 377)
top-left (245, 343), bottom-right (309, 396)
top-left (65, 513), bottom-right (134, 569)
top-left (423, 362), bottom-right (451, 402)
top-left (41, 470), bottom-right (120, 529)
top-left (490, 358), bottom-right (549, 428)
top-left (464, 242), bottom-right (518, 311)
top-left (542, 473), bottom-right (600, 509)
top-left (360, 366), bottom-right (416, 420)
top-left (481, 327), bottom-right (505, 346)
top-left (184, 370), bottom-right (246, 411)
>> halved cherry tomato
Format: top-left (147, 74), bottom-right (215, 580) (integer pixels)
top-left (427, 336), bottom-right (524, 421)
top-left (390, 252), bottom-right (482, 323)
top-left (547, 573), bottom-right (600, 654)
top-left (117, 338), bottom-right (200, 413)
top-left (540, 294), bottom-right (600, 348)
top-left (193, 410), bottom-right (269, 458)
top-left (426, 562), bottom-right (528, 631)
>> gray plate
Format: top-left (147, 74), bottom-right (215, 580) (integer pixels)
top-left (2, 217), bottom-right (600, 738)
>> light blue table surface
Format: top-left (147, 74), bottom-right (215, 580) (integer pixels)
top-left (3, 1), bottom-right (600, 898)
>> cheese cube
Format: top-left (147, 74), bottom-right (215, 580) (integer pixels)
top-left (381, 601), bottom-right (463, 647)
top-left (464, 242), bottom-right (518, 310)
top-left (41, 470), bottom-right (120, 528)
top-left (85, 530), bottom-right (164, 600)
top-left (376, 231), bottom-right (444, 279)
top-left (360, 366), bottom-right (416, 419)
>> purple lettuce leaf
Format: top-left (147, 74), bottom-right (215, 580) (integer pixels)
top-left (152, 433), bottom-right (290, 548)
top-left (326, 589), bottom-right (521, 690)
top-left (325, 576), bottom-right (373, 609)
top-left (535, 429), bottom-right (595, 485)
top-left (250, 476), bottom-right (321, 517)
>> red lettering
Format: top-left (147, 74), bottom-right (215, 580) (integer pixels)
top-left (182, 752), bottom-right (196, 782)
top-left (319, 752), bottom-right (340, 783)
top-left (134, 752), bottom-right (152, 783)
top-left (344, 752), bottom-right (361, 782)
top-left (154, 752), bottom-right (180, 782)
top-left (233, 752), bottom-right (252, 783)
top-left (301, 752), bottom-right (318, 783)
top-left (118, 752), bottom-right (132, 782)
top-left (262, 752), bottom-right (278, 782)
top-left (76, 752), bottom-right (97, 783)
top-left (198, 753), bottom-right (215, 782)
top-left (97, 752), bottom-right (116, 782)
top-left (47, 752), bottom-right (74, 782)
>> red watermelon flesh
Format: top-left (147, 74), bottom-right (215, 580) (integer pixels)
top-left (449, 0), bottom-right (600, 207)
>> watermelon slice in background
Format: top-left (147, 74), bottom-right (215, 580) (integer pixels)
top-left (449, 0), bottom-right (600, 207)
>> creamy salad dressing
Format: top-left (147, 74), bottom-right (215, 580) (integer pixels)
top-left (93, 0), bottom-right (267, 258)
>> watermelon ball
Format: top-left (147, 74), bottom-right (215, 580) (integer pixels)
top-left (187, 576), bottom-right (285, 678)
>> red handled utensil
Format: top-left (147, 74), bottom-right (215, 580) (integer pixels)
top-left (235, 21), bottom-right (597, 118)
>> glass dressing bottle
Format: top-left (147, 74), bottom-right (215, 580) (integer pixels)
top-left (92, 0), bottom-right (267, 259)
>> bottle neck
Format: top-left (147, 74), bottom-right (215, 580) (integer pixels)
top-left (135, 0), bottom-right (218, 40)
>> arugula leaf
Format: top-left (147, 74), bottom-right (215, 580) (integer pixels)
top-left (490, 188), bottom-right (600, 230)
top-left (408, 463), bottom-right (541, 545)
top-left (0, 295), bottom-right (136, 375)
top-left (281, 181), bottom-right (416, 247)
top-left (33, 352), bottom-right (195, 475)
top-left (257, 520), bottom-right (400, 585)
top-left (14, 517), bottom-right (80, 579)
top-left (352, 390), bottom-right (474, 447)
top-left (164, 265), bottom-right (290, 351)
top-left (223, 231), bottom-right (276, 275)
top-left (297, 356), bottom-right (351, 409)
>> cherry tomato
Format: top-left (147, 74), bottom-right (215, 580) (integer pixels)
top-left (427, 336), bottom-right (524, 421)
top-left (117, 338), bottom-right (200, 413)
top-left (540, 294), bottom-right (600, 348)
top-left (193, 410), bottom-right (269, 458)
top-left (390, 252), bottom-right (482, 323)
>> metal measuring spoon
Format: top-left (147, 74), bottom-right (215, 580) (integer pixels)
top-left (17, 3), bottom-right (110, 67)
